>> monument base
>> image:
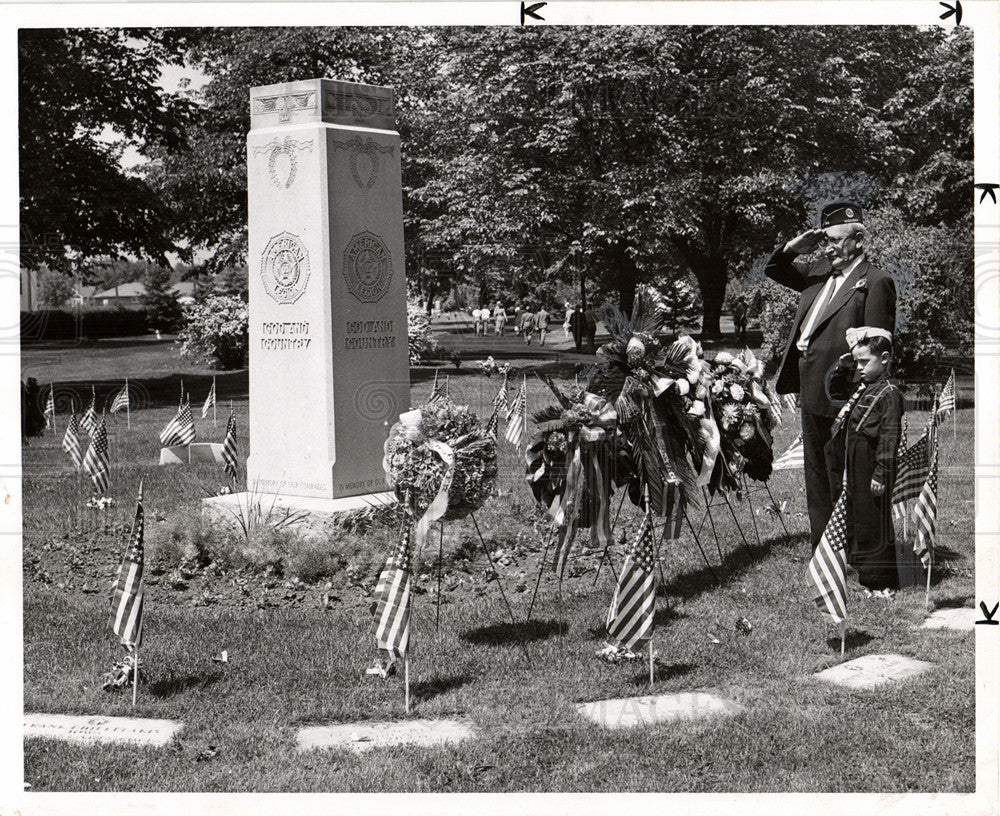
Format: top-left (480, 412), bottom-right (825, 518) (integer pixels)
top-left (201, 490), bottom-right (397, 538)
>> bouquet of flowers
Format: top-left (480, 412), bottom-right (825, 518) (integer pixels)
top-left (383, 398), bottom-right (498, 523)
top-left (477, 356), bottom-right (511, 378)
top-left (709, 349), bottom-right (777, 483)
top-left (525, 377), bottom-right (617, 574)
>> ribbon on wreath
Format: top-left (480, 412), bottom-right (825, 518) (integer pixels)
top-left (546, 393), bottom-right (616, 575)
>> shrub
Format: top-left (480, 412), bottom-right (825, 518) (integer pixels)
top-left (407, 296), bottom-right (437, 364)
top-left (756, 279), bottom-right (799, 370)
top-left (178, 295), bottom-right (249, 370)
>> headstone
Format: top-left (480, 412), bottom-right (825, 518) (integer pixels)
top-left (296, 718), bottom-right (474, 753)
top-left (159, 442), bottom-right (224, 466)
top-left (576, 692), bottom-right (745, 730)
top-left (243, 78), bottom-right (409, 504)
top-left (921, 607), bottom-right (976, 631)
top-left (813, 653), bottom-right (935, 690)
top-left (24, 713), bottom-right (183, 747)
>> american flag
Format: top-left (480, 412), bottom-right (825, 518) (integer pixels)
top-left (912, 433), bottom-right (939, 568)
top-left (493, 374), bottom-right (509, 414)
top-left (110, 380), bottom-right (130, 414)
top-left (505, 379), bottom-right (526, 447)
top-left (937, 369), bottom-right (956, 418)
top-left (373, 521), bottom-right (412, 659)
top-left (110, 482), bottom-right (145, 647)
top-left (62, 413), bottom-right (82, 468)
top-left (430, 369), bottom-right (449, 402)
top-left (221, 410), bottom-right (238, 481)
top-left (44, 386), bottom-right (55, 430)
top-left (783, 393), bottom-right (799, 412)
top-left (807, 489), bottom-right (848, 624)
top-left (81, 387), bottom-right (98, 436)
top-left (485, 407), bottom-right (499, 439)
top-left (82, 416), bottom-right (110, 494)
top-left (202, 377), bottom-right (216, 419)
top-left (605, 510), bottom-right (656, 652)
top-left (159, 401), bottom-right (196, 447)
top-left (772, 434), bottom-right (804, 470)
top-left (891, 431), bottom-right (930, 508)
top-left (892, 415), bottom-right (909, 522)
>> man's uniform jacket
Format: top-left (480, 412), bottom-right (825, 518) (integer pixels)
top-left (765, 248), bottom-right (896, 418)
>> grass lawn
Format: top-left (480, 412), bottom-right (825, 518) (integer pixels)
top-left (19, 336), bottom-right (976, 793)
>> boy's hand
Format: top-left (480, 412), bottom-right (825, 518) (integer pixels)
top-left (870, 479), bottom-right (885, 496)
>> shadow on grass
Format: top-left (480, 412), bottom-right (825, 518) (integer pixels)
top-left (147, 670), bottom-right (225, 698)
top-left (659, 530), bottom-right (794, 604)
top-left (932, 593), bottom-right (975, 611)
top-left (461, 619), bottom-right (568, 646)
top-left (633, 661), bottom-right (696, 687)
top-left (825, 629), bottom-right (876, 653)
top-left (410, 674), bottom-right (472, 703)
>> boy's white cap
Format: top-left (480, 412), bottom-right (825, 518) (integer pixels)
top-left (845, 326), bottom-right (892, 349)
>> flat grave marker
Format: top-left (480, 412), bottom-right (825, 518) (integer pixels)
top-left (296, 718), bottom-right (474, 753)
top-left (576, 692), bottom-right (745, 730)
top-left (813, 653), bottom-right (935, 690)
top-left (920, 607), bottom-right (976, 631)
top-left (24, 713), bottom-right (183, 747)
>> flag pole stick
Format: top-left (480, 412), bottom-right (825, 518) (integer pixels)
top-left (435, 521), bottom-right (444, 633)
top-left (840, 623), bottom-right (845, 656)
top-left (213, 377), bottom-right (218, 428)
top-left (404, 653), bottom-right (410, 714)
top-left (132, 645), bottom-right (138, 708)
top-left (648, 639), bottom-right (654, 688)
top-left (126, 379), bottom-right (131, 430)
top-left (925, 559), bottom-right (932, 612)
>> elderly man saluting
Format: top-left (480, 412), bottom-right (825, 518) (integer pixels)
top-left (765, 202), bottom-right (895, 550)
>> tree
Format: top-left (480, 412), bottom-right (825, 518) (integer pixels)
top-left (19, 29), bottom-right (191, 272)
top-left (141, 265), bottom-right (183, 332)
top-left (37, 267), bottom-right (77, 308)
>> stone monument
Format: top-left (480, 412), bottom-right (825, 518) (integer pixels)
top-left (205, 78), bottom-right (410, 525)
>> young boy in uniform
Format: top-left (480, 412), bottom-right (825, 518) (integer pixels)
top-left (827, 327), bottom-right (907, 596)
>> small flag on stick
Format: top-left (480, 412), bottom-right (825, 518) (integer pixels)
top-left (202, 377), bottom-right (217, 421)
top-left (772, 434), bottom-right (804, 471)
top-left (81, 386), bottom-right (98, 436)
top-left (44, 386), bottom-right (55, 432)
top-left (110, 482), bottom-right (145, 648)
top-left (485, 407), bottom-right (499, 440)
top-left (892, 415), bottom-right (909, 522)
top-left (373, 520), bottom-right (413, 661)
top-left (604, 510), bottom-right (657, 653)
top-left (82, 415), bottom-right (110, 494)
top-left (222, 409), bottom-right (238, 482)
top-left (937, 369), bottom-right (955, 417)
top-left (62, 413), bottom-right (82, 468)
top-left (159, 401), bottom-right (196, 447)
top-left (504, 378), bottom-right (526, 447)
top-left (430, 369), bottom-right (449, 402)
top-left (493, 374), bottom-right (509, 414)
top-left (808, 490), bottom-right (848, 624)
top-left (912, 429), bottom-right (938, 569)
top-left (110, 380), bottom-right (130, 414)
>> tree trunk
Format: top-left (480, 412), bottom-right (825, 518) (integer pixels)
top-left (690, 255), bottom-right (727, 338)
top-left (611, 244), bottom-right (637, 318)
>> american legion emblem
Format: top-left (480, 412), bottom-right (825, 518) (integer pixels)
top-left (261, 232), bottom-right (311, 304)
top-left (342, 231), bottom-right (393, 303)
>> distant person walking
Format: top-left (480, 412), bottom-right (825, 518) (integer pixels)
top-left (536, 305), bottom-right (550, 345)
top-left (493, 301), bottom-right (507, 336)
top-left (472, 306), bottom-right (484, 336)
top-left (513, 303), bottom-right (524, 336)
top-left (563, 301), bottom-right (573, 339)
top-left (569, 305), bottom-right (586, 352)
top-left (520, 306), bottom-right (536, 344)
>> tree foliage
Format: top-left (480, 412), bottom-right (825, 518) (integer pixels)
top-left (19, 28), bottom-right (191, 271)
